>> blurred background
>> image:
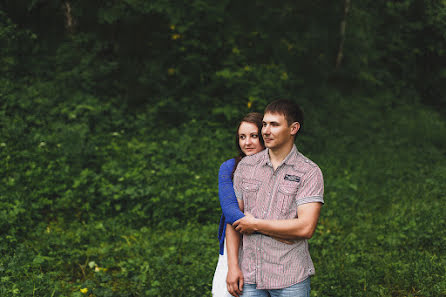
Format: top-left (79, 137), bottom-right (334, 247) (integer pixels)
top-left (0, 1), bottom-right (445, 296)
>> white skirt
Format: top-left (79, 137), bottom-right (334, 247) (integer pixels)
top-left (211, 240), bottom-right (233, 297)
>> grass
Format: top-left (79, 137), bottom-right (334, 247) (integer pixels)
top-left (1, 91), bottom-right (445, 296)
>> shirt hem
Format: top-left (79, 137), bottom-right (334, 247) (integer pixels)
top-left (252, 275), bottom-right (312, 290)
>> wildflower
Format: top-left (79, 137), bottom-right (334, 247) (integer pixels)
top-left (247, 101), bottom-right (252, 109)
top-left (80, 288), bottom-right (88, 294)
top-left (170, 25), bottom-right (175, 30)
top-left (171, 34), bottom-right (181, 40)
top-left (168, 68), bottom-right (176, 75)
top-left (281, 72), bottom-right (289, 81)
top-left (95, 266), bottom-right (108, 272)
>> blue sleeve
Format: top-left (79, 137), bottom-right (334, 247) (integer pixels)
top-left (219, 159), bottom-right (245, 224)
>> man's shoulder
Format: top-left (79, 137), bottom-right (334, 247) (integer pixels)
top-left (291, 150), bottom-right (322, 175)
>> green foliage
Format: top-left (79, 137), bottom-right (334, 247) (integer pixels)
top-left (0, 10), bottom-right (37, 78)
top-left (1, 74), bottom-right (445, 295)
top-left (0, 2), bottom-right (445, 296)
top-left (0, 222), bottom-right (217, 296)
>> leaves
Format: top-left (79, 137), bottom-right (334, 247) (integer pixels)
top-left (0, 2), bottom-right (445, 296)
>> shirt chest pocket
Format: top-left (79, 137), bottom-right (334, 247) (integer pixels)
top-left (277, 183), bottom-right (299, 216)
top-left (241, 179), bottom-right (260, 212)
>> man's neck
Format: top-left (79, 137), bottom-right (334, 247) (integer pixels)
top-left (268, 142), bottom-right (294, 170)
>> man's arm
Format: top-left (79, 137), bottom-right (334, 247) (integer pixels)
top-left (235, 165), bottom-right (325, 240)
top-left (233, 202), bottom-right (322, 240)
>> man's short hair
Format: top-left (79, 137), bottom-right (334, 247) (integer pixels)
top-left (264, 99), bottom-right (304, 128)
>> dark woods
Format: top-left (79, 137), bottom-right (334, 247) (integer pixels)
top-left (2, 0), bottom-right (446, 115)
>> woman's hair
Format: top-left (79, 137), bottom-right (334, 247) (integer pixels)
top-left (231, 112), bottom-right (265, 179)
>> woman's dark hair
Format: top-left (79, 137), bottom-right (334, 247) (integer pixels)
top-left (231, 112), bottom-right (265, 179)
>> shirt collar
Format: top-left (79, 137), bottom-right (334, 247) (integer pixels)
top-left (263, 145), bottom-right (299, 168)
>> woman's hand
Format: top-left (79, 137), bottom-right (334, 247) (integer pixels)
top-left (233, 212), bottom-right (258, 234)
top-left (226, 265), bottom-right (244, 297)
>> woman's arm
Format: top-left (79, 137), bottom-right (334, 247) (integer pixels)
top-left (225, 223), bottom-right (243, 297)
top-left (219, 159), bottom-right (245, 223)
top-left (220, 159), bottom-right (244, 297)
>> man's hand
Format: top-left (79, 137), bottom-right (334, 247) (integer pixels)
top-left (226, 265), bottom-right (244, 297)
top-left (233, 212), bottom-right (258, 234)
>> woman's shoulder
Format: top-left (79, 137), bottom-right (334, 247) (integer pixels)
top-left (221, 158), bottom-right (236, 167)
top-left (219, 158), bottom-right (236, 171)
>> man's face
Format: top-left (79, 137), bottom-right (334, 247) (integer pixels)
top-left (262, 112), bottom-right (298, 150)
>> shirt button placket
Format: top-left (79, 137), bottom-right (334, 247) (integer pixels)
top-left (255, 238), bottom-right (261, 286)
top-left (256, 259), bottom-right (261, 287)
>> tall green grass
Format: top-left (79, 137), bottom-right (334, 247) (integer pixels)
top-left (1, 86), bottom-right (445, 296)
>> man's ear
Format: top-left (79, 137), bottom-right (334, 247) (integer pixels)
top-left (290, 122), bottom-right (300, 136)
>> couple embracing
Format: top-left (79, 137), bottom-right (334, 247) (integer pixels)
top-left (212, 99), bottom-right (324, 297)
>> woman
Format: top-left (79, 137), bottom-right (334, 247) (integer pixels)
top-left (212, 112), bottom-right (265, 297)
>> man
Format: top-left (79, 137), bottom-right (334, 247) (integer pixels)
top-left (226, 99), bottom-right (324, 297)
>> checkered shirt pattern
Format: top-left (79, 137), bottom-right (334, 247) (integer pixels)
top-left (233, 145), bottom-right (324, 289)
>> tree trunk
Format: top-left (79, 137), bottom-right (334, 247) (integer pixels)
top-left (63, 1), bottom-right (75, 33)
top-left (336, 0), bottom-right (351, 69)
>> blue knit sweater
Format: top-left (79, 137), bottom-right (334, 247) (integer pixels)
top-left (218, 158), bottom-right (245, 255)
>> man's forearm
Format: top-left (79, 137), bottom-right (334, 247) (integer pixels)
top-left (234, 202), bottom-right (322, 240)
top-left (253, 218), bottom-right (313, 240)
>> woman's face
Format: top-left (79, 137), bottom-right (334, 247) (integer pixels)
top-left (238, 121), bottom-right (264, 156)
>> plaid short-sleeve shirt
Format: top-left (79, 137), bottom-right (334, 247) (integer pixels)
top-left (233, 145), bottom-right (324, 289)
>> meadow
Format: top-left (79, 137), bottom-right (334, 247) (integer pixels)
top-left (1, 1), bottom-right (445, 296)
top-left (1, 88), bottom-right (445, 296)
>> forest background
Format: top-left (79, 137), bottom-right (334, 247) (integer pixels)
top-left (0, 1), bottom-right (445, 296)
